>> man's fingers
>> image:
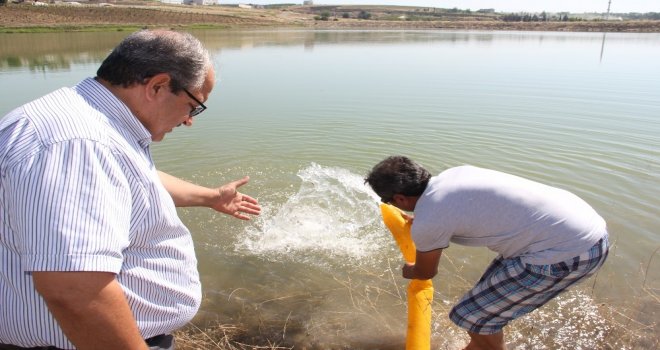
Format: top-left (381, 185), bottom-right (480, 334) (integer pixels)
top-left (241, 194), bottom-right (259, 204)
top-left (240, 204), bottom-right (261, 215)
top-left (231, 176), bottom-right (250, 189)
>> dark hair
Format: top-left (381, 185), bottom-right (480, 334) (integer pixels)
top-left (96, 29), bottom-right (211, 92)
top-left (364, 156), bottom-right (432, 203)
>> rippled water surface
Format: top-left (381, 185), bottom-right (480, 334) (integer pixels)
top-left (1, 29), bottom-right (658, 348)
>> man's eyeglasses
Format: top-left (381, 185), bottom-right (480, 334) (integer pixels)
top-left (182, 88), bottom-right (207, 117)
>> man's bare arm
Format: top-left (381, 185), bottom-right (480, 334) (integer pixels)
top-left (402, 248), bottom-right (443, 280)
top-left (32, 271), bottom-right (148, 350)
top-left (157, 171), bottom-right (260, 220)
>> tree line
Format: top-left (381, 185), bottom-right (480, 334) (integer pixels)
top-left (502, 11), bottom-right (660, 22)
top-left (502, 12), bottom-right (572, 22)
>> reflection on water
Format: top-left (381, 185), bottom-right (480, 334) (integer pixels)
top-left (600, 32), bottom-right (607, 62)
top-left (1, 29), bottom-right (659, 348)
top-left (0, 31), bottom-right (125, 71)
top-left (5, 29), bottom-right (655, 72)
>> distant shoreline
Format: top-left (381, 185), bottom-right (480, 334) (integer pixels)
top-left (1, 3), bottom-right (660, 33)
top-left (309, 19), bottom-right (660, 32)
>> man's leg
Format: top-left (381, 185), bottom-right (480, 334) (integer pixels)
top-left (453, 237), bottom-right (608, 349)
top-left (464, 331), bottom-right (506, 350)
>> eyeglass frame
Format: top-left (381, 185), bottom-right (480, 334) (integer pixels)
top-left (181, 87), bottom-right (207, 117)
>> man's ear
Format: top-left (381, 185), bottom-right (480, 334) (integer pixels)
top-left (392, 194), bottom-right (417, 212)
top-left (144, 73), bottom-right (172, 102)
top-left (391, 194), bottom-right (406, 206)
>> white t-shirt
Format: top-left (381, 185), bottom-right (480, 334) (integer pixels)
top-left (411, 165), bottom-right (607, 265)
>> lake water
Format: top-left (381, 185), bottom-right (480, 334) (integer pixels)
top-left (1, 29), bottom-right (658, 349)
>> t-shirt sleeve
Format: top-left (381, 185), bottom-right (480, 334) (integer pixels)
top-left (411, 211), bottom-right (451, 252)
top-left (5, 139), bottom-right (131, 273)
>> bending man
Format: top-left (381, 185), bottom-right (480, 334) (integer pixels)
top-left (365, 156), bottom-right (608, 350)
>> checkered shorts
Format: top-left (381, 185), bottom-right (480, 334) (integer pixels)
top-left (449, 235), bottom-right (609, 335)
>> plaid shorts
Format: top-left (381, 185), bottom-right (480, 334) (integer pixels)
top-left (449, 235), bottom-right (609, 335)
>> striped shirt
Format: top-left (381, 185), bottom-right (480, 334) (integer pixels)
top-left (0, 78), bottom-right (201, 348)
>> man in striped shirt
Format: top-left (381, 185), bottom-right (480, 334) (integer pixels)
top-left (0, 30), bottom-right (260, 349)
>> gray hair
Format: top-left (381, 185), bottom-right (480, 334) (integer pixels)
top-left (96, 29), bottom-right (212, 92)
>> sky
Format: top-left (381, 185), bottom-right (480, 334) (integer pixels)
top-left (245, 0), bottom-right (660, 13)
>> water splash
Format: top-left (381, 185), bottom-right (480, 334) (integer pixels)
top-left (237, 163), bottom-right (387, 267)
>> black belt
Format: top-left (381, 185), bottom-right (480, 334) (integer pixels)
top-left (0, 345), bottom-right (59, 350)
top-left (0, 334), bottom-right (172, 350)
top-left (146, 334), bottom-right (173, 348)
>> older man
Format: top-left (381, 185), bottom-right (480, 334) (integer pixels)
top-left (0, 30), bottom-right (260, 349)
top-left (365, 156), bottom-right (608, 350)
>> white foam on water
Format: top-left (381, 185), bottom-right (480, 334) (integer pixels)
top-left (430, 289), bottom-right (617, 349)
top-left (506, 289), bottom-right (616, 349)
top-left (237, 163), bottom-right (387, 267)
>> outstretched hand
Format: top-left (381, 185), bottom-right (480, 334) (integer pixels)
top-left (211, 176), bottom-right (261, 220)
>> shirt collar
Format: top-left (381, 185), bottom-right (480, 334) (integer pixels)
top-left (73, 77), bottom-right (153, 149)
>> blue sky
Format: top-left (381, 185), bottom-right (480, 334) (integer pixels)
top-left (243, 1), bottom-right (659, 13)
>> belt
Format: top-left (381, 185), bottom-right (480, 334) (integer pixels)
top-left (0, 334), bottom-right (172, 350)
top-left (146, 334), bottom-right (173, 349)
top-left (0, 346), bottom-right (60, 350)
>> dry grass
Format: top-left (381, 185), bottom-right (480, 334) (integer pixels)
top-left (0, 2), bottom-right (305, 30)
top-left (1, 2), bottom-right (660, 32)
top-left (174, 323), bottom-right (292, 350)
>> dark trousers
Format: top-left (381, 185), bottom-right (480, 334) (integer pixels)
top-left (0, 334), bottom-right (173, 350)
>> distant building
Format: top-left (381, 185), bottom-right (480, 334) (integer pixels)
top-left (182, 0), bottom-right (217, 5)
top-left (303, 0), bottom-right (313, 5)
